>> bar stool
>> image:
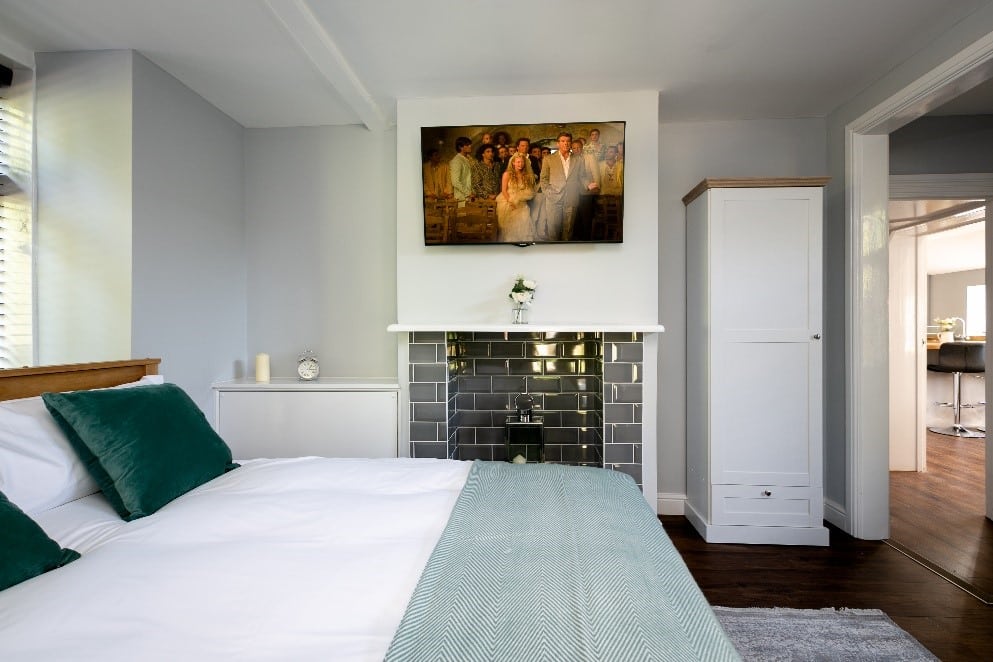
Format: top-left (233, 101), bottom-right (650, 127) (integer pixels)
top-left (927, 341), bottom-right (985, 438)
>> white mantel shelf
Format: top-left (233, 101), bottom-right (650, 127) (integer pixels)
top-left (387, 323), bottom-right (665, 333)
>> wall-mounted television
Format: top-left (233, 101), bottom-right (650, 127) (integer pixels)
top-left (421, 122), bottom-right (625, 246)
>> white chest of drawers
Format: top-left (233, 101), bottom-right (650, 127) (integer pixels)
top-left (212, 379), bottom-right (400, 460)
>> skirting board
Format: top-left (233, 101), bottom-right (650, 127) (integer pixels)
top-left (684, 502), bottom-right (830, 546)
top-left (658, 492), bottom-right (686, 516)
top-left (822, 497), bottom-right (849, 533)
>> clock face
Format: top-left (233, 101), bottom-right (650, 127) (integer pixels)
top-left (297, 358), bottom-right (319, 380)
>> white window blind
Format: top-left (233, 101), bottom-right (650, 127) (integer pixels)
top-left (0, 75), bottom-right (33, 368)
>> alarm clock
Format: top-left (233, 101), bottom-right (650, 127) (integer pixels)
top-left (296, 350), bottom-right (320, 381)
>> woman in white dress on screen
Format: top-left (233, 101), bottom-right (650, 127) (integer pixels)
top-left (496, 152), bottom-right (536, 243)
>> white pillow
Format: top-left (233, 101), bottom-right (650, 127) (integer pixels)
top-left (0, 375), bottom-right (164, 515)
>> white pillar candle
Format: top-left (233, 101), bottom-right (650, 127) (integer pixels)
top-left (255, 353), bottom-right (270, 383)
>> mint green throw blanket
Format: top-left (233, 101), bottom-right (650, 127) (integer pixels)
top-left (385, 461), bottom-right (740, 661)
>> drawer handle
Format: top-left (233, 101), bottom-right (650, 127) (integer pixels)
top-left (761, 490), bottom-right (772, 497)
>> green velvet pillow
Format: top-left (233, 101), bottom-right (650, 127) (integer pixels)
top-left (1, 490), bottom-right (80, 591)
top-left (42, 383), bottom-right (238, 521)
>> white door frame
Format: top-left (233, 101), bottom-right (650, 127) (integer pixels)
top-left (847, 33), bottom-right (993, 537)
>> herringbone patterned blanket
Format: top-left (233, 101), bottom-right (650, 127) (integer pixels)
top-left (385, 461), bottom-right (740, 661)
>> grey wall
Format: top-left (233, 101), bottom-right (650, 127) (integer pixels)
top-left (243, 125), bottom-right (397, 381)
top-left (34, 50), bottom-right (246, 420)
top-left (929, 268), bottom-right (984, 323)
top-left (657, 118), bottom-right (827, 510)
top-left (890, 115), bottom-right (993, 174)
top-left (131, 53), bottom-right (246, 418)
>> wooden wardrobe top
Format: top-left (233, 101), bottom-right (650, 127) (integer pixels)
top-left (682, 177), bottom-right (831, 206)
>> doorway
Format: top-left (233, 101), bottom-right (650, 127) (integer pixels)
top-left (887, 199), bottom-right (990, 599)
top-left (846, 38), bottom-right (993, 540)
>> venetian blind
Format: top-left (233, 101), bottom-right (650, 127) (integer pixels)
top-left (0, 71), bottom-right (33, 368)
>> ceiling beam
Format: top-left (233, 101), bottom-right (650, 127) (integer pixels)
top-left (265, 0), bottom-right (387, 132)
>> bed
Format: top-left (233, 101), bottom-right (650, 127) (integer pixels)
top-left (0, 359), bottom-right (739, 661)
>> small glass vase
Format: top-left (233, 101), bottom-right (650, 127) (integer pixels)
top-left (511, 305), bottom-right (529, 324)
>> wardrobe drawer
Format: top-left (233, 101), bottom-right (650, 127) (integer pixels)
top-left (712, 485), bottom-right (823, 528)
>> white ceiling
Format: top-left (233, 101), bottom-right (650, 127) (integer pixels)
top-left (1, 0), bottom-right (992, 129)
top-left (923, 221), bottom-right (986, 274)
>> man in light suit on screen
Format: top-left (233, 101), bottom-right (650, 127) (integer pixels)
top-left (538, 132), bottom-right (598, 240)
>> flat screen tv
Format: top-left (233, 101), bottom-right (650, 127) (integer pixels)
top-left (421, 122), bottom-right (625, 246)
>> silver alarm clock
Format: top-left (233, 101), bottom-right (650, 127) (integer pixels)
top-left (296, 350), bottom-right (320, 381)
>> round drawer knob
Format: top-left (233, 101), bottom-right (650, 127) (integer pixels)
top-left (761, 490), bottom-right (772, 497)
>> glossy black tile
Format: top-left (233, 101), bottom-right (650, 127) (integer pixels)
top-left (408, 343), bottom-right (440, 363)
top-left (412, 442), bottom-right (447, 459)
top-left (491, 376), bottom-right (528, 393)
top-left (526, 342), bottom-right (559, 358)
top-left (413, 402), bottom-right (446, 423)
top-left (526, 376), bottom-right (562, 392)
top-left (490, 341), bottom-right (525, 358)
top-left (474, 359), bottom-right (510, 375)
top-left (509, 359), bottom-right (544, 375)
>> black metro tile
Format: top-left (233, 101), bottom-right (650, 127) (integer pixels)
top-left (526, 376), bottom-right (562, 393)
top-left (412, 442), bottom-right (447, 459)
top-left (509, 359), bottom-right (544, 375)
top-left (410, 421), bottom-right (442, 442)
top-left (544, 427), bottom-right (578, 444)
top-left (457, 376), bottom-right (493, 393)
top-left (542, 393), bottom-right (579, 410)
top-left (475, 393), bottom-right (512, 410)
top-left (413, 402), bottom-right (447, 422)
top-left (409, 383), bottom-right (440, 402)
top-left (459, 410), bottom-right (494, 427)
top-left (474, 359), bottom-right (510, 375)
top-left (408, 343), bottom-right (440, 363)
top-left (413, 364), bottom-right (446, 383)
top-left (544, 359), bottom-right (578, 374)
top-left (490, 341), bottom-right (525, 358)
top-left (526, 342), bottom-right (559, 358)
top-left (492, 376), bottom-right (527, 393)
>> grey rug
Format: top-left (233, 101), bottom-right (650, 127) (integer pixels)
top-left (713, 607), bottom-right (938, 661)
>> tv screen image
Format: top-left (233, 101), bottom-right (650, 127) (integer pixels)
top-left (421, 122), bottom-right (625, 246)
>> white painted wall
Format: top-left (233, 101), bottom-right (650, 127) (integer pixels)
top-left (131, 53), bottom-right (246, 418)
top-left (396, 92), bottom-right (659, 325)
top-left (35, 51), bottom-right (133, 364)
top-left (658, 118), bottom-right (827, 513)
top-left (243, 125), bottom-right (397, 381)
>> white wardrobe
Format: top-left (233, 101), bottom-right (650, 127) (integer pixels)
top-left (684, 178), bottom-right (829, 546)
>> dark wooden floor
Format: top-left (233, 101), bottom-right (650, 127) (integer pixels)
top-left (663, 515), bottom-right (993, 661)
top-left (890, 430), bottom-right (993, 599)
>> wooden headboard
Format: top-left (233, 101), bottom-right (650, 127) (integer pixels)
top-left (0, 358), bottom-right (161, 401)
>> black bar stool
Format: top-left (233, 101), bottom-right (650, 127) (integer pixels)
top-left (927, 341), bottom-right (985, 438)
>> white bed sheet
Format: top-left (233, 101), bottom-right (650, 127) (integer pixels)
top-left (1, 457), bottom-right (471, 662)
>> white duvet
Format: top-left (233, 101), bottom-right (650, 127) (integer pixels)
top-left (0, 457), bottom-right (471, 662)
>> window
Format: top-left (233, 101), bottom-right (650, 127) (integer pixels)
top-left (966, 284), bottom-right (986, 339)
top-left (0, 67), bottom-right (33, 368)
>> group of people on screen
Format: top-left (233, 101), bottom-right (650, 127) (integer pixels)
top-left (423, 128), bottom-right (624, 242)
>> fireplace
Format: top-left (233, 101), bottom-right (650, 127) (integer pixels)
top-left (399, 329), bottom-right (650, 487)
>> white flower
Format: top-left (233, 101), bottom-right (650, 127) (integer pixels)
top-left (509, 275), bottom-right (537, 306)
